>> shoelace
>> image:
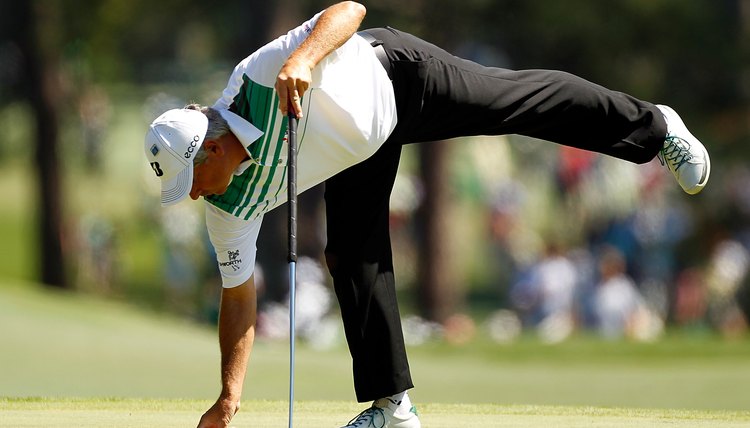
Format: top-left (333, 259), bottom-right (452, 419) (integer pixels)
top-left (658, 136), bottom-right (693, 171)
top-left (345, 406), bottom-right (385, 428)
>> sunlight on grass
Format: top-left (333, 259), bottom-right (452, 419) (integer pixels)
top-left (2, 399), bottom-right (749, 428)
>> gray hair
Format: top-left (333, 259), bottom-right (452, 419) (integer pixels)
top-left (184, 103), bottom-right (230, 166)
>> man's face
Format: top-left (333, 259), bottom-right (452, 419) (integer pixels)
top-left (189, 149), bottom-right (234, 200)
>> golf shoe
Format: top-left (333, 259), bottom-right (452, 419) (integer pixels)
top-left (656, 105), bottom-right (710, 195)
top-left (340, 398), bottom-right (420, 428)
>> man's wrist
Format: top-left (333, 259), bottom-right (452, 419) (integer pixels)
top-left (286, 54), bottom-right (315, 74)
top-left (217, 394), bottom-right (241, 416)
top-left (219, 390), bottom-right (242, 403)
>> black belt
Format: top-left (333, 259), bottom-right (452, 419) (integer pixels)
top-left (357, 30), bottom-right (393, 80)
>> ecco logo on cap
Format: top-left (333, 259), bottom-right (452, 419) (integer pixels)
top-left (183, 134), bottom-right (201, 159)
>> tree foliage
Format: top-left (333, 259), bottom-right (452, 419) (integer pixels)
top-left (0, 1), bottom-right (746, 320)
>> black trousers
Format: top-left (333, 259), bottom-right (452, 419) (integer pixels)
top-left (324, 27), bottom-right (666, 402)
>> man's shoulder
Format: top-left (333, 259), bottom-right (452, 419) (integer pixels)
top-left (230, 74), bottom-right (275, 121)
top-left (237, 39), bottom-right (289, 85)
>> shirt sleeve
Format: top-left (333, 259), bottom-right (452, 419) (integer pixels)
top-left (214, 11), bottom-right (325, 110)
top-left (205, 203), bottom-right (263, 288)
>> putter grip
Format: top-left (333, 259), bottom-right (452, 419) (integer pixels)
top-left (287, 112), bottom-right (298, 263)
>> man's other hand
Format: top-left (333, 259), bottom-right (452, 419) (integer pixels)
top-left (197, 398), bottom-right (240, 428)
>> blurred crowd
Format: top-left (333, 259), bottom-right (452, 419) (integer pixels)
top-left (387, 135), bottom-right (750, 345)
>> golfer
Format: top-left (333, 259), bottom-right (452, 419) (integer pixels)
top-left (144, 2), bottom-right (710, 427)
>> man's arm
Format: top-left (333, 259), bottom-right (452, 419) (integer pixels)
top-left (197, 276), bottom-right (257, 428)
top-left (275, 1), bottom-right (366, 117)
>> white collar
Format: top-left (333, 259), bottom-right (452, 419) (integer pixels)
top-left (217, 109), bottom-right (264, 176)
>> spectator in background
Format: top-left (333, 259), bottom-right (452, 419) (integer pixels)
top-left (592, 246), bottom-right (662, 340)
top-left (673, 268), bottom-right (708, 329)
top-left (511, 243), bottom-right (578, 342)
top-left (705, 239), bottom-right (749, 337)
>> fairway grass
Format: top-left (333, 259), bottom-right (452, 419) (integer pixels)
top-left (2, 398), bottom-right (749, 428)
top-left (3, 281), bottom-right (750, 427)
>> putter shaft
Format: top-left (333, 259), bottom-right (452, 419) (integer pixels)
top-left (287, 110), bottom-right (298, 428)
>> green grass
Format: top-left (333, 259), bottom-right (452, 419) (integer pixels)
top-left (0, 162), bottom-right (36, 281)
top-left (2, 280), bottom-right (750, 426)
top-left (1, 398), bottom-right (749, 428)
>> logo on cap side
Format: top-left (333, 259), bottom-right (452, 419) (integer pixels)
top-left (150, 162), bottom-right (164, 177)
top-left (150, 144), bottom-right (160, 156)
top-left (183, 135), bottom-right (201, 159)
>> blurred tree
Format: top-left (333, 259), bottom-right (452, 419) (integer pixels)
top-left (12, 1), bottom-right (67, 288)
top-left (413, 0), bottom-right (468, 322)
top-left (416, 140), bottom-right (458, 322)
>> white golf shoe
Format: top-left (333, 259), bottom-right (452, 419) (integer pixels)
top-left (656, 105), bottom-right (710, 194)
top-left (340, 398), bottom-right (421, 428)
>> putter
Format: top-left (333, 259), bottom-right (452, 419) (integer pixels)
top-left (287, 102), bottom-right (299, 428)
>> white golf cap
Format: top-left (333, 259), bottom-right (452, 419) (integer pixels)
top-left (144, 109), bottom-right (208, 206)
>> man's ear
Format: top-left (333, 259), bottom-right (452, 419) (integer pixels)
top-left (203, 139), bottom-right (225, 156)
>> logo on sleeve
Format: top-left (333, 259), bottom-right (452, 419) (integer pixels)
top-left (219, 249), bottom-right (243, 272)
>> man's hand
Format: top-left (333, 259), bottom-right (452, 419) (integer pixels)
top-left (197, 397), bottom-right (240, 428)
top-left (275, 58), bottom-right (312, 118)
top-left (275, 1), bottom-right (366, 118)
